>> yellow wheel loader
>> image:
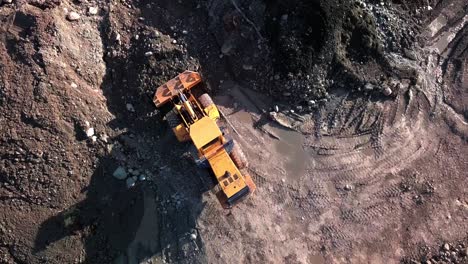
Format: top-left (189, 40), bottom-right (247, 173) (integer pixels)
top-left (153, 71), bottom-right (256, 208)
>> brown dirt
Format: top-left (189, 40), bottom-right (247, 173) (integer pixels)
top-left (0, 0), bottom-right (467, 264)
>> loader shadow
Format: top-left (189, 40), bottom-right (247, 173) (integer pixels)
top-left (34, 144), bottom-right (207, 264)
top-left (34, 14), bottom-right (210, 264)
top-left (34, 86), bottom-right (207, 262)
top-left (33, 156), bottom-right (145, 262)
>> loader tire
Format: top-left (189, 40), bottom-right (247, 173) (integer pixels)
top-left (198, 93), bottom-right (214, 109)
top-left (230, 140), bottom-right (248, 169)
top-left (165, 110), bottom-right (180, 129)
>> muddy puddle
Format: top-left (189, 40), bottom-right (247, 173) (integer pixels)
top-left (309, 254), bottom-right (325, 264)
top-left (225, 106), bottom-right (309, 184)
top-left (219, 84), bottom-right (310, 184)
top-left (263, 123), bottom-right (308, 183)
top-left (429, 14), bottom-right (468, 56)
top-left (235, 110), bottom-right (255, 124)
top-left (428, 15), bottom-right (448, 37)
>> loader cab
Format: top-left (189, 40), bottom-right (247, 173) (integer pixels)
top-left (221, 172), bottom-right (251, 206)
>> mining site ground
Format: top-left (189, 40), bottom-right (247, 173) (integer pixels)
top-left (0, 0), bottom-right (467, 264)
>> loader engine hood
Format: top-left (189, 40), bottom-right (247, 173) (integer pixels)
top-left (189, 116), bottom-right (223, 150)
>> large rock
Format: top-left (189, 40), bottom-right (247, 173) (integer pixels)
top-left (364, 83), bottom-right (375, 91)
top-left (88, 7), bottom-right (98, 15)
top-left (383, 86), bottom-right (393, 96)
top-left (126, 177), bottom-right (137, 188)
top-left (67, 12), bottom-right (81, 21)
top-left (85, 127), bottom-right (94, 138)
top-left (112, 166), bottom-right (127, 180)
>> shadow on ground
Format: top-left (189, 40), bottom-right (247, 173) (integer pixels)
top-left (32, 1), bottom-right (228, 263)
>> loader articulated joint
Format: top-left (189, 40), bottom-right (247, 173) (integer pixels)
top-left (194, 139), bottom-right (234, 168)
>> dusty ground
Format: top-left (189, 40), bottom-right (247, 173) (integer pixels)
top-left (0, 0), bottom-right (467, 263)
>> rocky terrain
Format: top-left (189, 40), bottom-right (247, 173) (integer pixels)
top-left (0, 0), bottom-right (467, 263)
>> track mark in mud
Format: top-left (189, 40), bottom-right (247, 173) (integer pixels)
top-left (341, 202), bottom-right (396, 225)
top-left (370, 113), bottom-right (384, 158)
top-left (266, 73), bottom-right (448, 255)
top-left (249, 168), bottom-right (333, 216)
top-left (248, 168), bottom-right (268, 187)
top-left (371, 182), bottom-right (403, 199)
top-left (321, 224), bottom-right (353, 252)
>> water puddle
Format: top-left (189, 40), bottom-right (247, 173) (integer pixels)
top-left (221, 84), bottom-right (308, 182)
top-left (235, 110), bottom-right (254, 123)
top-left (264, 124), bottom-right (308, 182)
top-left (428, 15), bottom-right (448, 37)
top-left (431, 14), bottom-right (468, 56)
top-left (434, 32), bottom-right (454, 54)
top-left (309, 254), bottom-right (325, 264)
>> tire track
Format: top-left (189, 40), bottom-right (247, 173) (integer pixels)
top-left (341, 202), bottom-right (396, 225)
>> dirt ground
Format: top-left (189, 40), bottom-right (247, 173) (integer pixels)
top-left (0, 0), bottom-right (467, 263)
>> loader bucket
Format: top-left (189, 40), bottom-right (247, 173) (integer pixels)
top-left (153, 71), bottom-right (202, 107)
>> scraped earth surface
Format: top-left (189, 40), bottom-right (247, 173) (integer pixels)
top-left (0, 0), bottom-right (467, 264)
